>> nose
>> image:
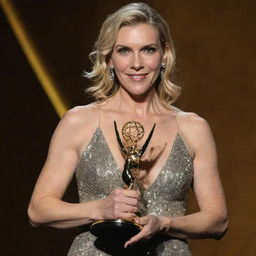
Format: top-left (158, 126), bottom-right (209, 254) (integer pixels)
top-left (131, 53), bottom-right (144, 71)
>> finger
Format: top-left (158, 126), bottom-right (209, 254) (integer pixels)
top-left (135, 216), bottom-right (150, 225)
top-left (112, 191), bottom-right (138, 206)
top-left (120, 203), bottom-right (138, 213)
top-left (122, 189), bottom-right (140, 198)
top-left (122, 197), bottom-right (139, 206)
top-left (133, 216), bottom-right (140, 223)
top-left (120, 212), bottom-right (137, 219)
top-left (113, 204), bottom-right (137, 218)
top-left (124, 228), bottom-right (150, 248)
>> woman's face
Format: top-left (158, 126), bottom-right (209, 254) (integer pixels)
top-left (109, 23), bottom-right (165, 98)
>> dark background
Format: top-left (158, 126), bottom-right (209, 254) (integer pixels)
top-left (1, 0), bottom-right (255, 255)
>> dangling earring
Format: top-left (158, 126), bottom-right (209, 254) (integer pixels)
top-left (160, 63), bottom-right (166, 80)
top-left (109, 68), bottom-right (114, 81)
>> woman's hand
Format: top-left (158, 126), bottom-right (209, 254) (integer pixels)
top-left (97, 188), bottom-right (140, 220)
top-left (124, 215), bottom-right (170, 247)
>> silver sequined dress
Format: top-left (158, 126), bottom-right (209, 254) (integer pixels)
top-left (68, 127), bottom-right (193, 256)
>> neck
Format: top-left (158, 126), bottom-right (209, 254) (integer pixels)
top-left (109, 88), bottom-right (164, 118)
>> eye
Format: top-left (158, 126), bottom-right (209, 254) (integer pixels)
top-left (117, 47), bottom-right (129, 55)
top-left (143, 47), bottom-right (157, 54)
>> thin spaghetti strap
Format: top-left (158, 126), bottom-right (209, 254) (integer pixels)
top-left (173, 110), bottom-right (194, 157)
top-left (97, 103), bottom-right (102, 128)
top-left (174, 110), bottom-right (179, 135)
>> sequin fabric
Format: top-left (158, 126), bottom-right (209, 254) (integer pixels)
top-left (68, 127), bottom-right (193, 256)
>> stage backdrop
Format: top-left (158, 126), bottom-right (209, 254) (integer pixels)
top-left (1, 0), bottom-right (255, 255)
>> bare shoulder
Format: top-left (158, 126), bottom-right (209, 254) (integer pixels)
top-left (173, 108), bottom-right (211, 134)
top-left (55, 103), bottom-right (100, 136)
top-left (61, 102), bottom-right (99, 127)
top-left (50, 103), bottom-right (100, 150)
top-left (173, 108), bottom-right (214, 157)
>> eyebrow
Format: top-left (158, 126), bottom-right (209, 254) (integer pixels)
top-left (114, 43), bottom-right (159, 49)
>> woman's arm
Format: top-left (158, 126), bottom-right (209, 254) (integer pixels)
top-left (125, 113), bottom-right (228, 246)
top-left (28, 107), bottom-right (139, 229)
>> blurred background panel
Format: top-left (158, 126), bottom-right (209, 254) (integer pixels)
top-left (1, 0), bottom-right (255, 255)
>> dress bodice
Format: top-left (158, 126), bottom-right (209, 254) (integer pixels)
top-left (68, 127), bottom-right (193, 256)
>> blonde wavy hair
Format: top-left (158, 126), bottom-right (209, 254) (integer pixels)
top-left (85, 3), bottom-right (181, 108)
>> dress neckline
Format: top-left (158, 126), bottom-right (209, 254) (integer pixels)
top-left (80, 127), bottom-right (192, 192)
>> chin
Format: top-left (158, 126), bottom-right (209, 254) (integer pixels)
top-left (119, 78), bottom-right (156, 98)
top-left (128, 88), bottom-right (154, 99)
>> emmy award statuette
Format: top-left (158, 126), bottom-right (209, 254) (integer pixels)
top-left (90, 121), bottom-right (156, 244)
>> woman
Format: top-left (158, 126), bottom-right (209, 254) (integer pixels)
top-left (28, 3), bottom-right (228, 255)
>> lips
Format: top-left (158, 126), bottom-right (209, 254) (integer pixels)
top-left (126, 73), bottom-right (148, 81)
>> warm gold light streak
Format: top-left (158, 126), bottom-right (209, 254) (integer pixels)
top-left (0, 0), bottom-right (68, 117)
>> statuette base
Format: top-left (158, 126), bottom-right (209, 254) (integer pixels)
top-left (90, 219), bottom-right (141, 243)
